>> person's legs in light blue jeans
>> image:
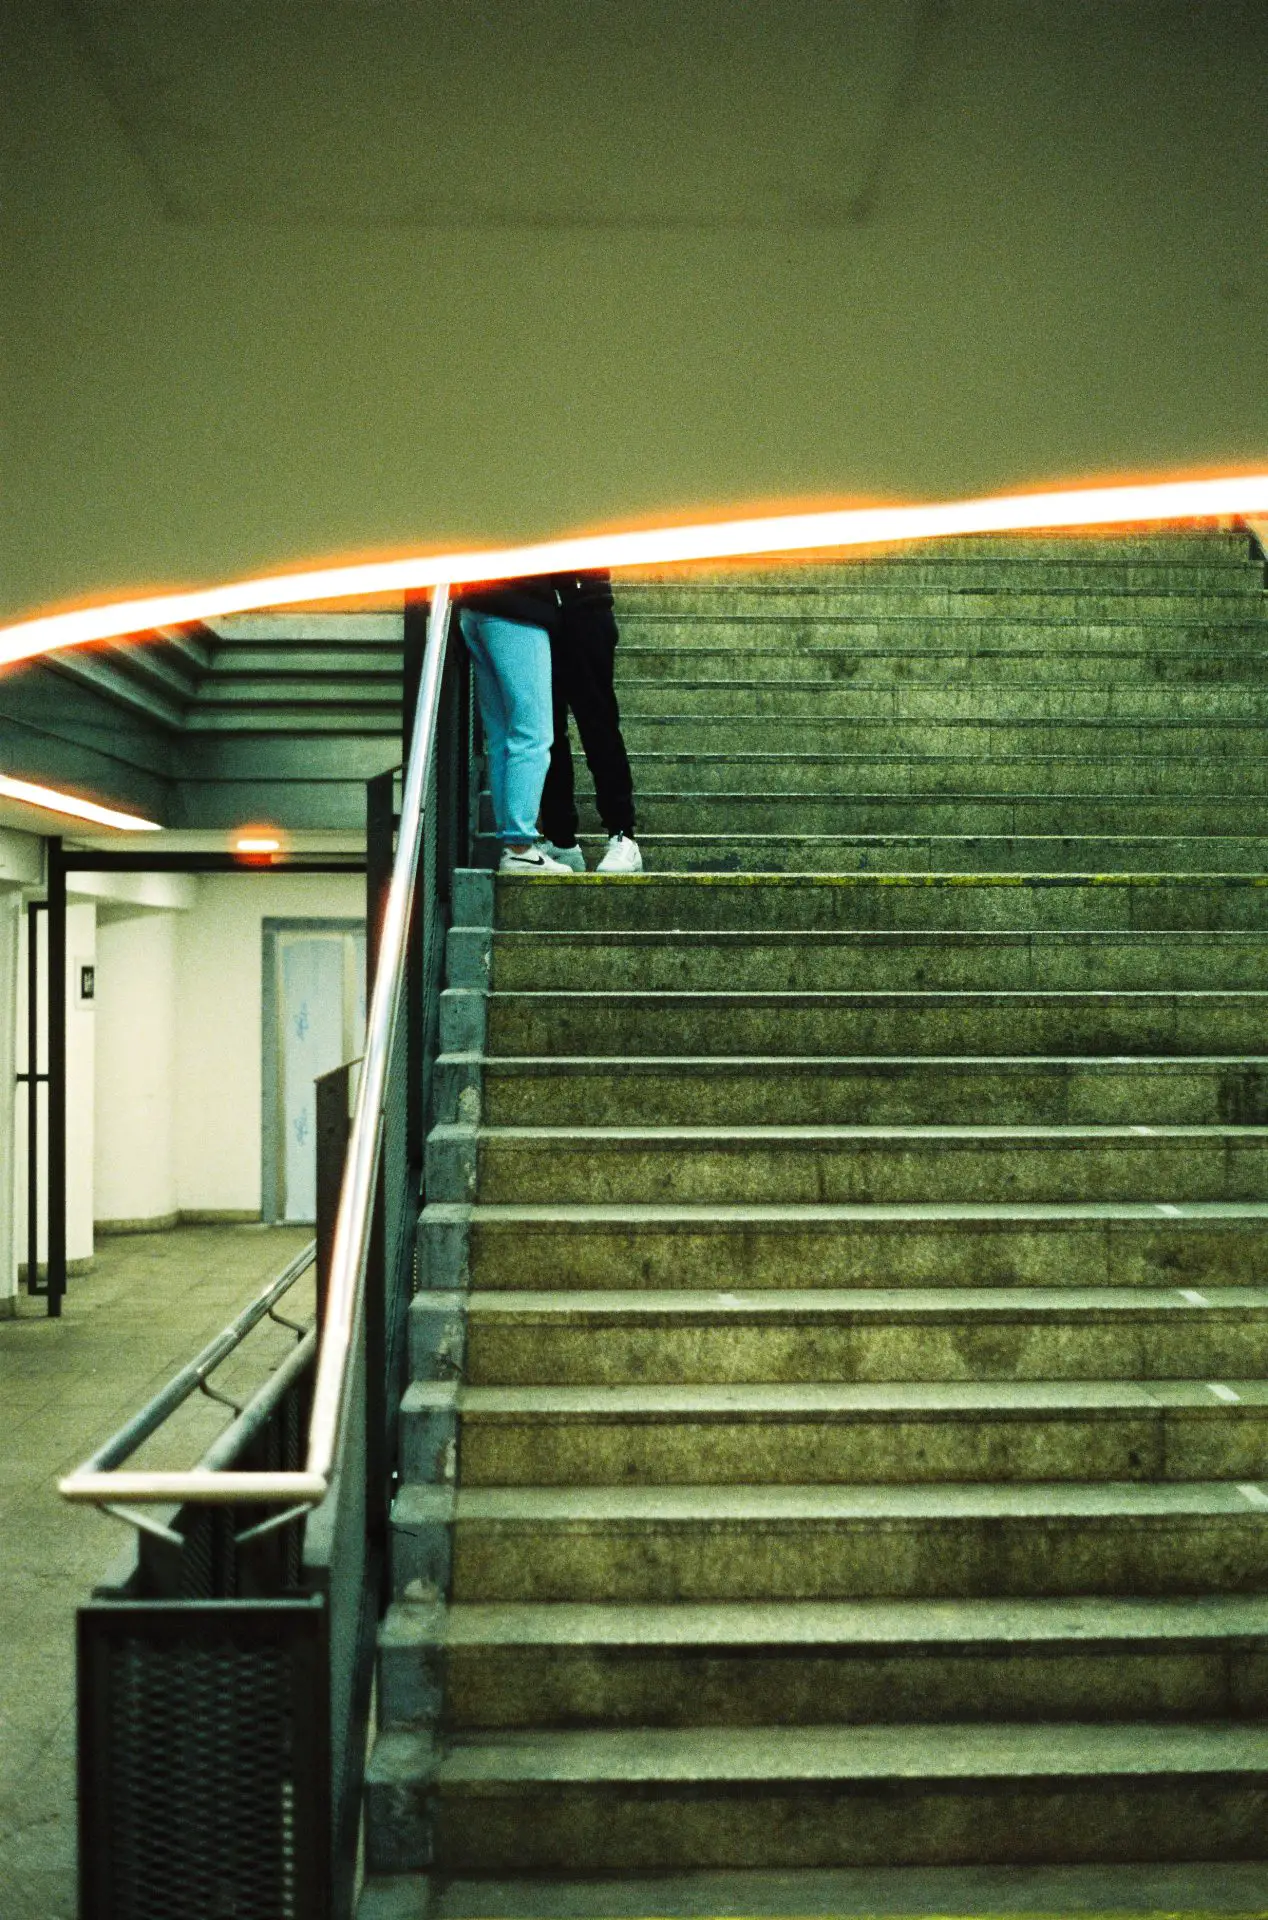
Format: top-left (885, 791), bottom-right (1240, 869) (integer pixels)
top-left (459, 609), bottom-right (554, 846)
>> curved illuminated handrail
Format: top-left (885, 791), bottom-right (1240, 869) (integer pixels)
top-left (52, 481), bottom-right (1268, 1510)
top-left (60, 585), bottom-right (453, 1511)
top-left (8, 471), bottom-right (1268, 669)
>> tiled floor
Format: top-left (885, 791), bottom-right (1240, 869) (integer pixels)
top-left (0, 1224), bottom-right (314, 1919)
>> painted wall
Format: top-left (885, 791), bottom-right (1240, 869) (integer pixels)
top-left (7, 865), bottom-right (360, 1247)
top-left (174, 873), bottom-right (365, 1218)
top-left (3, 1), bottom-right (1266, 628)
top-left (93, 908), bottom-right (180, 1228)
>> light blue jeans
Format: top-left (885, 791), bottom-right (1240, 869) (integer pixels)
top-left (459, 608), bottom-right (553, 846)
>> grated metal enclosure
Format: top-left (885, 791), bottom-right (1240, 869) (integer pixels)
top-left (79, 1606), bottom-right (327, 1920)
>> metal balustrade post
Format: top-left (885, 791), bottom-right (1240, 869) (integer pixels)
top-left (46, 837), bottom-right (66, 1317)
top-left (363, 769), bottom-right (396, 1569)
top-left (315, 1061), bottom-right (355, 1334)
top-left (404, 595), bottom-right (427, 1179)
top-left (18, 899), bottom-right (49, 1295)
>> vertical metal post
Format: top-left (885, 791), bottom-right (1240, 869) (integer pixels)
top-left (365, 773), bottom-right (395, 996)
top-left (24, 901), bottom-right (46, 1294)
top-left (435, 638), bottom-right (471, 904)
top-left (363, 773), bottom-right (394, 1573)
top-left (314, 1060), bottom-right (354, 1335)
top-left (403, 595), bottom-right (427, 1178)
top-left (46, 838), bottom-right (66, 1318)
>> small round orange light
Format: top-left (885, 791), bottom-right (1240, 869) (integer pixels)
top-left (233, 832), bottom-right (283, 862)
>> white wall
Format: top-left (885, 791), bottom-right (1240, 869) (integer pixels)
top-left (3, 868), bottom-right (365, 1239)
top-left (175, 873), bottom-right (364, 1218)
top-left (93, 908), bottom-right (179, 1228)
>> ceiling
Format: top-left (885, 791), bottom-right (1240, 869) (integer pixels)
top-left (0, 613), bottom-right (404, 834)
top-left (64, 0), bottom-right (931, 227)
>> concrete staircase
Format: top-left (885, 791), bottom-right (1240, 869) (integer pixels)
top-left (365, 528), bottom-right (1268, 1903)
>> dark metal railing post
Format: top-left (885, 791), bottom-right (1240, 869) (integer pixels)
top-left (27, 902), bottom-right (41, 1292)
top-left (16, 899), bottom-right (50, 1295)
top-left (315, 1062), bottom-right (355, 1335)
top-left (363, 770), bottom-right (395, 1569)
top-left (46, 837), bottom-right (67, 1318)
top-left (365, 772), bottom-right (394, 993)
top-left (403, 595), bottom-right (428, 1178)
top-left (435, 639), bottom-right (472, 904)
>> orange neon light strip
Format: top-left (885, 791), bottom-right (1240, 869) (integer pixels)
top-left (0, 774), bottom-right (161, 831)
top-left (2, 473), bottom-right (1266, 668)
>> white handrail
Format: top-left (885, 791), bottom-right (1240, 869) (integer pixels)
top-left (60, 584), bottom-right (453, 1511)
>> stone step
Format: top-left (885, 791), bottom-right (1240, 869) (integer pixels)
top-left (615, 717), bottom-right (1268, 758)
top-left (452, 1124), bottom-right (1268, 1206)
top-left (610, 752), bottom-right (1268, 796)
top-left (371, 1718), bottom-right (1268, 1874)
top-left (480, 988), bottom-right (1268, 1057)
top-left (404, 1376), bottom-right (1268, 1488)
top-left (437, 1200), bottom-right (1268, 1294)
top-left (493, 872), bottom-right (1268, 935)
top-left (377, 1594), bottom-right (1268, 1732)
top-left (640, 533), bottom-right (1250, 565)
top-left (391, 1479), bottom-right (1268, 1603)
top-left (610, 678), bottom-right (1268, 717)
top-left (613, 614), bottom-right (1268, 651)
top-left (616, 643), bottom-right (1268, 684)
top-left (611, 589), bottom-right (1268, 622)
top-left (617, 558), bottom-right (1263, 594)
top-left (470, 1055), bottom-right (1268, 1129)
top-left (480, 831), bottom-right (1268, 875)
top-left (485, 930), bottom-right (1268, 993)
top-left (569, 793), bottom-right (1268, 835)
top-left (418, 1284), bottom-right (1268, 1386)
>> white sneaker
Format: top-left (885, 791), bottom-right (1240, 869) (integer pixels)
top-left (596, 832), bottom-right (643, 874)
top-left (499, 844), bottom-right (573, 876)
top-left (541, 840), bottom-right (587, 873)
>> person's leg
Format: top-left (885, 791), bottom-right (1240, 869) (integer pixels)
top-left (559, 606), bottom-right (637, 837)
top-left (459, 610), bottom-right (512, 841)
top-left (470, 613), bottom-right (554, 846)
top-left (540, 630), bottom-right (581, 849)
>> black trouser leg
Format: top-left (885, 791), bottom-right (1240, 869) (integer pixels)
top-left (540, 650), bottom-right (579, 847)
top-left (541, 610), bottom-right (636, 841)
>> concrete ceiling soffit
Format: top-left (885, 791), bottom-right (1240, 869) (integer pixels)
top-left (64, 0), bottom-right (938, 227)
top-left (45, 626), bottom-right (213, 730)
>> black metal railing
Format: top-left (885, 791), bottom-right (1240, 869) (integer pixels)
top-left (67, 587), bottom-right (474, 1919)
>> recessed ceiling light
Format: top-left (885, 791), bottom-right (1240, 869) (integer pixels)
top-left (0, 774), bottom-right (161, 832)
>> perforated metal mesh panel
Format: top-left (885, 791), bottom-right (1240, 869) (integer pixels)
top-left (80, 1605), bottom-right (326, 1920)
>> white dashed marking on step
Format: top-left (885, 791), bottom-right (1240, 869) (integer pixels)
top-left (1133, 1127), bottom-right (1156, 1135)
top-left (1239, 1483), bottom-right (1268, 1510)
top-left (1179, 1289), bottom-right (1210, 1306)
top-left (1208, 1382), bottom-right (1242, 1404)
top-left (1157, 1203), bottom-right (1182, 1216)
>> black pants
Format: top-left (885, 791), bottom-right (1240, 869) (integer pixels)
top-left (539, 606), bottom-right (636, 845)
